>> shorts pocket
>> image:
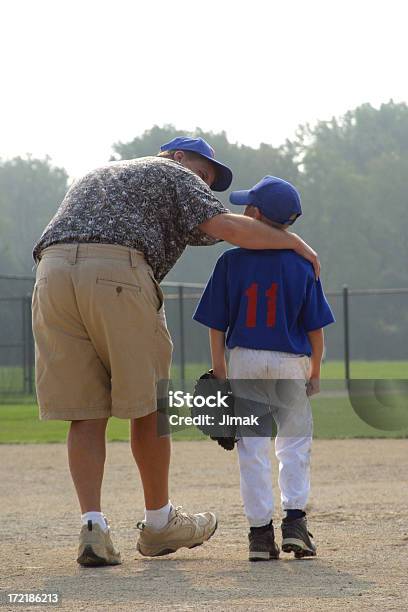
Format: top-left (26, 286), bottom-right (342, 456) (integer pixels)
top-left (32, 276), bottom-right (48, 306)
top-left (34, 276), bottom-right (48, 288)
top-left (278, 354), bottom-right (308, 380)
top-left (147, 272), bottom-right (164, 312)
top-left (96, 278), bottom-right (141, 292)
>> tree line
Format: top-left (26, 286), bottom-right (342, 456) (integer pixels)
top-left (1, 101), bottom-right (407, 359)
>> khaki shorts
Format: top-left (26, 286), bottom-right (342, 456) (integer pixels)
top-left (32, 243), bottom-right (173, 420)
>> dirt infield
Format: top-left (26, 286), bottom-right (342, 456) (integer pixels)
top-left (1, 439), bottom-right (407, 611)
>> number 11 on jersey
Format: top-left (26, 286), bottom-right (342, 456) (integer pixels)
top-left (245, 283), bottom-right (278, 328)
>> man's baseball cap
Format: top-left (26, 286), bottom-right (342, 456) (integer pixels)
top-left (229, 176), bottom-right (302, 225)
top-left (160, 136), bottom-right (233, 192)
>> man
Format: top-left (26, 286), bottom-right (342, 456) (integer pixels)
top-left (32, 136), bottom-right (320, 567)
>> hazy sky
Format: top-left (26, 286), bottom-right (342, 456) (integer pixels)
top-left (1, 0), bottom-right (407, 178)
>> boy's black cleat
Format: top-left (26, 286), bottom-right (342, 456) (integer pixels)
top-left (248, 522), bottom-right (280, 562)
top-left (281, 516), bottom-right (317, 558)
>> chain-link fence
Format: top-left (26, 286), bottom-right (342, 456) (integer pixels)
top-left (0, 275), bottom-right (36, 399)
top-left (1, 274), bottom-right (407, 401)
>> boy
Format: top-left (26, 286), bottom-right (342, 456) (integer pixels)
top-left (193, 176), bottom-right (335, 561)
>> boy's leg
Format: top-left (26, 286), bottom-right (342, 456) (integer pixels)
top-left (272, 353), bottom-right (312, 510)
top-left (229, 348), bottom-right (279, 560)
top-left (230, 346), bottom-right (274, 525)
top-left (237, 436), bottom-right (280, 561)
top-left (237, 436), bottom-right (274, 527)
top-left (273, 353), bottom-right (316, 557)
top-left (275, 420), bottom-right (316, 558)
top-left (275, 434), bottom-right (312, 511)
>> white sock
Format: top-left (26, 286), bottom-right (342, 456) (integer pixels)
top-left (81, 511), bottom-right (109, 532)
top-left (144, 502), bottom-right (173, 530)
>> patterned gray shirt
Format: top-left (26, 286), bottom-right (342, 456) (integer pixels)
top-left (33, 156), bottom-right (229, 282)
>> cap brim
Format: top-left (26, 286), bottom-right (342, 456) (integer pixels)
top-left (190, 151), bottom-right (232, 191)
top-left (161, 145), bottom-right (233, 191)
top-left (229, 190), bottom-right (251, 205)
top-left (206, 157), bottom-right (233, 192)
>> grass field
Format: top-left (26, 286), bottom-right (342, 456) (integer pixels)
top-left (1, 393), bottom-right (407, 444)
top-left (173, 360), bottom-right (408, 380)
top-left (0, 360), bottom-right (406, 443)
top-left (1, 360), bottom-right (408, 398)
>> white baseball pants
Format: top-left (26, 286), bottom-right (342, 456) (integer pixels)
top-left (228, 347), bottom-right (313, 527)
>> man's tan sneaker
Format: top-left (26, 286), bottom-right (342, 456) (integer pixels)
top-left (77, 520), bottom-right (122, 567)
top-left (136, 506), bottom-right (217, 557)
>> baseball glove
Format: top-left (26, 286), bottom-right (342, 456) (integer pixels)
top-left (192, 369), bottom-right (237, 451)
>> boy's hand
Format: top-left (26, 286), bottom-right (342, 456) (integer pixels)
top-left (209, 329), bottom-right (227, 382)
top-left (306, 377), bottom-right (320, 396)
top-left (212, 366), bottom-right (227, 381)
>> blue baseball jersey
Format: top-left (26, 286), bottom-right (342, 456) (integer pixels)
top-left (193, 248), bottom-right (335, 356)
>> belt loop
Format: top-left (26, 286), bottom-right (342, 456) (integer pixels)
top-left (130, 250), bottom-right (139, 268)
top-left (68, 244), bottom-right (79, 265)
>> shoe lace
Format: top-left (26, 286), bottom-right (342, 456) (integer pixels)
top-left (102, 514), bottom-right (111, 532)
top-left (136, 506), bottom-right (195, 531)
top-left (172, 506), bottom-right (195, 527)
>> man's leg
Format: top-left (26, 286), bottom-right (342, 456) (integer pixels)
top-left (131, 410), bottom-right (217, 557)
top-left (67, 418), bottom-right (109, 513)
top-left (130, 411), bottom-right (170, 510)
top-left (68, 417), bottom-right (122, 566)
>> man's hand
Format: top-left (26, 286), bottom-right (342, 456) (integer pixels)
top-left (290, 233), bottom-right (321, 279)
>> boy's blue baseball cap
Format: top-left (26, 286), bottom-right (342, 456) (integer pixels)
top-left (229, 176), bottom-right (302, 225)
top-left (160, 136), bottom-right (233, 192)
